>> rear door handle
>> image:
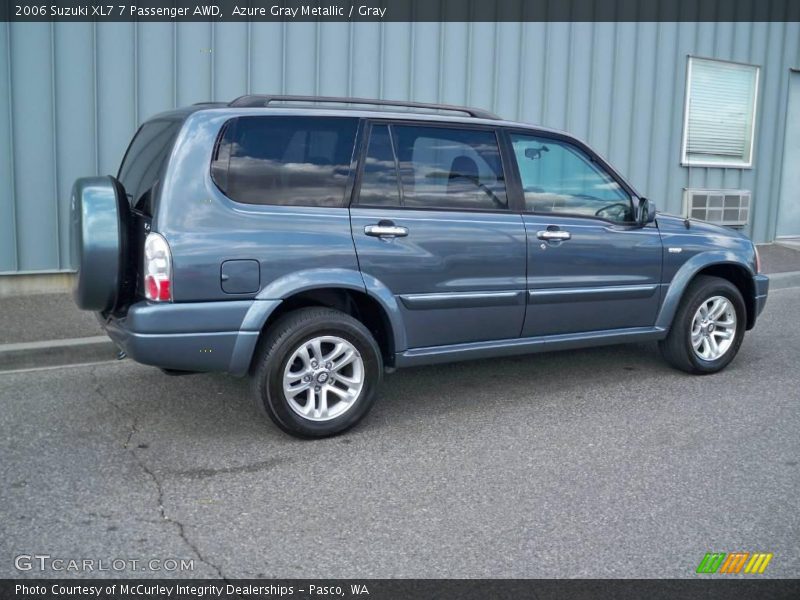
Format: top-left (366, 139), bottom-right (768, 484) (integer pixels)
top-left (537, 230), bottom-right (571, 241)
top-left (364, 224), bottom-right (409, 238)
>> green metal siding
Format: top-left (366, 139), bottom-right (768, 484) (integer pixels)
top-left (1, 18), bottom-right (799, 272)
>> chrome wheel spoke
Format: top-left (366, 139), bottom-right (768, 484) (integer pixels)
top-left (709, 298), bottom-right (727, 320)
top-left (316, 387), bottom-right (329, 419)
top-left (698, 303), bottom-right (709, 319)
top-left (323, 342), bottom-right (346, 363)
top-left (284, 369), bottom-right (308, 385)
top-left (707, 335), bottom-right (719, 356)
top-left (334, 371), bottom-right (362, 387)
top-left (691, 333), bottom-right (704, 349)
top-left (332, 349), bottom-right (357, 371)
top-left (326, 384), bottom-right (354, 399)
top-left (309, 339), bottom-right (324, 364)
top-left (298, 387), bottom-right (315, 415)
top-left (286, 379), bottom-right (312, 395)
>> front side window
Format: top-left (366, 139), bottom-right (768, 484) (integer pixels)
top-left (212, 116), bottom-right (358, 207)
top-left (511, 133), bottom-right (633, 223)
top-left (682, 57), bottom-right (759, 168)
top-left (392, 125), bottom-right (507, 210)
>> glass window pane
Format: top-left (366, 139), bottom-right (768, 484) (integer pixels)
top-left (392, 125), bottom-right (507, 210)
top-left (510, 133), bottom-right (632, 222)
top-left (212, 116), bottom-right (358, 207)
top-left (357, 124), bottom-right (401, 207)
top-left (684, 57), bottom-right (758, 166)
top-left (118, 119), bottom-right (182, 211)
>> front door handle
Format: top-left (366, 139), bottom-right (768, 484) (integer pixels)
top-left (537, 230), bottom-right (571, 241)
top-left (364, 224), bottom-right (409, 238)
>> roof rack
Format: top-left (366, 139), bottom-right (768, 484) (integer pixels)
top-left (228, 94), bottom-right (500, 120)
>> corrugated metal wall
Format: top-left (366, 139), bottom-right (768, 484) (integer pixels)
top-left (2, 18), bottom-right (799, 273)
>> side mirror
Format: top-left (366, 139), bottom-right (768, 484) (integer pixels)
top-left (638, 197), bottom-right (656, 225)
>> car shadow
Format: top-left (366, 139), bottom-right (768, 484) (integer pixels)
top-left (129, 341), bottom-right (673, 443)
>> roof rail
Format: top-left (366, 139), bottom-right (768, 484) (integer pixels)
top-left (228, 94), bottom-right (500, 120)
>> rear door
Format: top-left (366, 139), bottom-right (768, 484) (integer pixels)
top-left (350, 121), bottom-right (527, 349)
top-left (505, 130), bottom-right (663, 337)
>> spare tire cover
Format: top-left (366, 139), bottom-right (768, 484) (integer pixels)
top-left (70, 176), bottom-right (130, 312)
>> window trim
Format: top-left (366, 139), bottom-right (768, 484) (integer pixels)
top-left (502, 127), bottom-right (640, 226)
top-left (351, 119), bottom-right (513, 214)
top-left (680, 55), bottom-right (760, 169)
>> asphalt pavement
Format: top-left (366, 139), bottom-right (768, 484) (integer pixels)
top-left (1, 288), bottom-right (799, 579)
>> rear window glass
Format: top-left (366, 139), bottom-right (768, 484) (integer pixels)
top-left (118, 119), bottom-right (182, 211)
top-left (211, 116), bottom-right (358, 207)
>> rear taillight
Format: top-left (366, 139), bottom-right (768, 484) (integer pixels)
top-left (144, 232), bottom-right (172, 302)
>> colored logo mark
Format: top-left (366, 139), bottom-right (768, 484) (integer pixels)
top-left (696, 552), bottom-right (773, 574)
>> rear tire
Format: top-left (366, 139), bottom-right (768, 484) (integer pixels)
top-left (250, 307), bottom-right (382, 438)
top-left (659, 275), bottom-right (746, 374)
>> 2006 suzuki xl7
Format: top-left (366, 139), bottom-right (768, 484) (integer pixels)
top-left (71, 95), bottom-right (769, 438)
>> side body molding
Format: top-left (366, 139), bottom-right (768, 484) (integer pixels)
top-left (655, 250), bottom-right (755, 331)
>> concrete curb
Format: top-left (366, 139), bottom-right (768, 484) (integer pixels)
top-left (768, 271), bottom-right (800, 291)
top-left (0, 336), bottom-right (118, 372)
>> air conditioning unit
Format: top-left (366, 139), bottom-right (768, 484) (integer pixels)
top-left (683, 189), bottom-right (751, 227)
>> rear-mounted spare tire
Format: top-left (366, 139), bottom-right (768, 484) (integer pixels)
top-left (70, 176), bottom-right (132, 312)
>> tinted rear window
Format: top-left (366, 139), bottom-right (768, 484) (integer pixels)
top-left (211, 116), bottom-right (358, 207)
top-left (118, 119), bottom-right (182, 211)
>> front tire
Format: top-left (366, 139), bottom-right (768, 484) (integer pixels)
top-left (250, 308), bottom-right (383, 438)
top-left (659, 275), bottom-right (746, 374)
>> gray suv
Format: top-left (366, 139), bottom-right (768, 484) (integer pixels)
top-left (71, 95), bottom-right (769, 438)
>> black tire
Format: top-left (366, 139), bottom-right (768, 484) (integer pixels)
top-left (659, 275), bottom-right (746, 374)
top-left (250, 307), bottom-right (383, 438)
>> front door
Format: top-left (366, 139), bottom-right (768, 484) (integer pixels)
top-left (350, 122), bottom-right (527, 349)
top-left (777, 70), bottom-right (800, 240)
top-left (506, 131), bottom-right (663, 337)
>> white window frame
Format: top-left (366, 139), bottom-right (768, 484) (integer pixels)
top-left (681, 56), bottom-right (760, 169)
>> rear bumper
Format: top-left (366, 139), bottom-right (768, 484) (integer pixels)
top-left (100, 299), bottom-right (280, 376)
top-left (752, 274), bottom-right (769, 327)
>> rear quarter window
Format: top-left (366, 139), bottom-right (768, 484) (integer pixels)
top-left (211, 116), bottom-right (359, 207)
top-left (118, 119), bottom-right (182, 213)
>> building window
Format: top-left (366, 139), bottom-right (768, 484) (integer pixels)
top-left (681, 57), bottom-right (760, 168)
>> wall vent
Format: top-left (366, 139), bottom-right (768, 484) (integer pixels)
top-left (683, 189), bottom-right (751, 227)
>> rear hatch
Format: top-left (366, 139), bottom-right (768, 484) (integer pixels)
top-left (115, 118), bottom-right (183, 312)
